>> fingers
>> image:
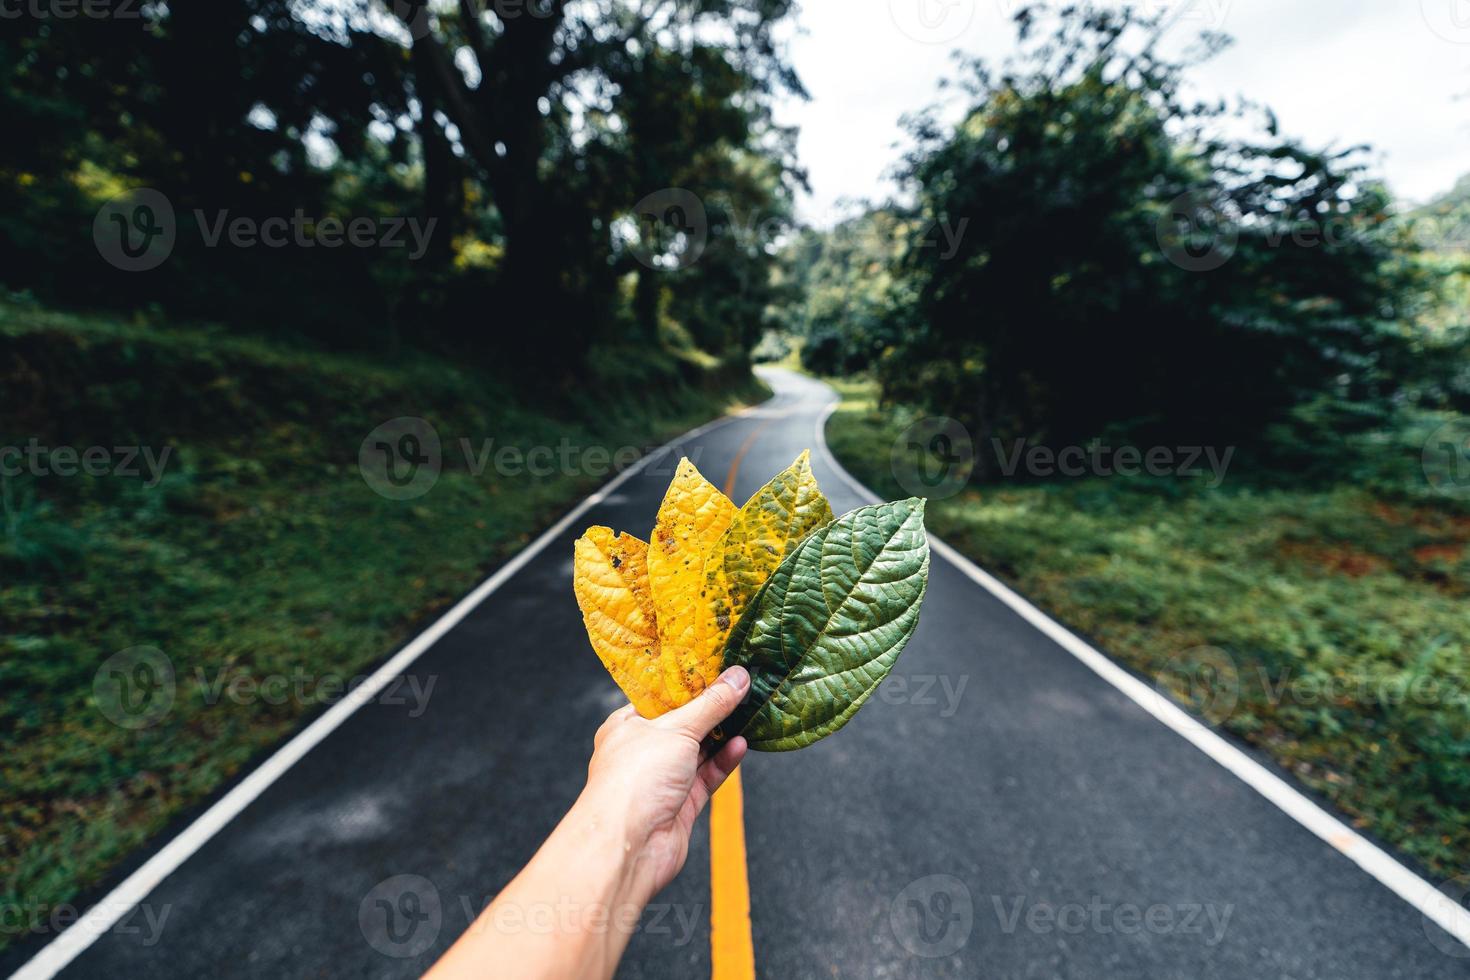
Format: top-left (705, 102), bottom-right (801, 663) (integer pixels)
top-left (686, 736), bottom-right (749, 817)
top-left (658, 666), bottom-right (750, 741)
top-left (699, 735), bottom-right (747, 798)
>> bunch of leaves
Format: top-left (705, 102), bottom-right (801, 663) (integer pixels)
top-left (573, 453), bottom-right (930, 749)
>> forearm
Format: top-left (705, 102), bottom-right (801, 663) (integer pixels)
top-left (426, 789), bottom-right (653, 980)
top-left (427, 669), bottom-right (749, 978)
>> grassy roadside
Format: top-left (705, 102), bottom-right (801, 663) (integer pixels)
top-left (825, 377), bottom-right (1470, 878)
top-left (0, 297), bottom-right (766, 952)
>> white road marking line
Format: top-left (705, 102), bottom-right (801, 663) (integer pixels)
top-left (10, 407), bottom-right (761, 980)
top-left (810, 392), bottom-right (1470, 955)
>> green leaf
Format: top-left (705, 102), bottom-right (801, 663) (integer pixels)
top-left (717, 498), bottom-right (930, 751)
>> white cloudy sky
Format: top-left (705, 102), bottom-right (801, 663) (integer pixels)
top-left (774, 0), bottom-right (1470, 225)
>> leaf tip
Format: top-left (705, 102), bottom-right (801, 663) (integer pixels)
top-left (577, 524), bottom-right (614, 545)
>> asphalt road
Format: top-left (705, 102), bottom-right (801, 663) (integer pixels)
top-left (14, 369), bottom-right (1466, 978)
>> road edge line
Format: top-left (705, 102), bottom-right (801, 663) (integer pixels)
top-left (10, 404), bottom-right (761, 980)
top-left (810, 393), bottom-right (1470, 955)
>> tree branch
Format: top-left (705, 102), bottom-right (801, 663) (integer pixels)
top-left (407, 25), bottom-right (503, 183)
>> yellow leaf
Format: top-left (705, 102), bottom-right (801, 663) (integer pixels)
top-left (647, 458), bottom-right (737, 702)
top-left (572, 527), bottom-right (673, 718)
top-left (701, 450), bottom-right (833, 666)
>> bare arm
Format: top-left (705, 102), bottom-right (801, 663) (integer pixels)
top-left (426, 666), bottom-right (751, 980)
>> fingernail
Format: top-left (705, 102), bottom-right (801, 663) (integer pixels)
top-left (722, 666), bottom-right (749, 691)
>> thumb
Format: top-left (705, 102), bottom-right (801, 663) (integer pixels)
top-left (660, 666), bottom-right (750, 740)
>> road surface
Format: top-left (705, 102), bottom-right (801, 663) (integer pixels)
top-left (10, 369), bottom-right (1465, 978)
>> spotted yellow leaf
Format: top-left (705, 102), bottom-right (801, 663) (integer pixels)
top-left (647, 458), bottom-right (737, 703)
top-left (572, 527), bottom-right (673, 718)
top-left (700, 450), bottom-right (833, 662)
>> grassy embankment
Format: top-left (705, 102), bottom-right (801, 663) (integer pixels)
top-left (0, 295), bottom-right (765, 951)
top-left (825, 377), bottom-right (1470, 878)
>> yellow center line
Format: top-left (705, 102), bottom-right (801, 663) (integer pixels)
top-left (709, 767), bottom-right (754, 979)
top-left (708, 420), bottom-right (770, 980)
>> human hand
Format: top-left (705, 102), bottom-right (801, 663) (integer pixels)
top-left (580, 665), bottom-right (751, 902)
top-left (426, 667), bottom-right (751, 980)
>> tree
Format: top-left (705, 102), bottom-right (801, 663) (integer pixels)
top-left (0, 0), bottom-right (805, 379)
top-left (881, 4), bottom-right (1429, 475)
top-left (786, 208), bottom-right (914, 375)
top-left (1, 1), bottom-right (413, 339)
top-left (381, 0), bottom-right (804, 374)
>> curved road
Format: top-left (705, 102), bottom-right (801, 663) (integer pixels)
top-left (11, 369), bottom-right (1466, 978)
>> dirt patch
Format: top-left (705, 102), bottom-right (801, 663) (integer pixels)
top-left (1278, 540), bottom-right (1389, 578)
top-left (1412, 543), bottom-right (1465, 566)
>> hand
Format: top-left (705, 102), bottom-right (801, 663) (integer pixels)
top-left (581, 665), bottom-right (751, 902)
top-left (426, 666), bottom-right (752, 980)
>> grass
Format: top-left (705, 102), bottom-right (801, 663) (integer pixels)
top-left (825, 377), bottom-right (1470, 878)
top-left (0, 296), bottom-right (766, 952)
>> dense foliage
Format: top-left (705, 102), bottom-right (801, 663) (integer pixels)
top-left (0, 0), bottom-right (803, 380)
top-left (792, 5), bottom-right (1464, 478)
top-left (781, 211), bottom-right (915, 376)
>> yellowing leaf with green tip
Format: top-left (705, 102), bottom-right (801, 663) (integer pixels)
top-left (700, 450), bottom-right (833, 665)
top-left (647, 458), bottom-right (737, 703)
top-left (572, 527), bottom-right (673, 718)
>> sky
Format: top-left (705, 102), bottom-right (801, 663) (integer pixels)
top-left (774, 0), bottom-right (1470, 226)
